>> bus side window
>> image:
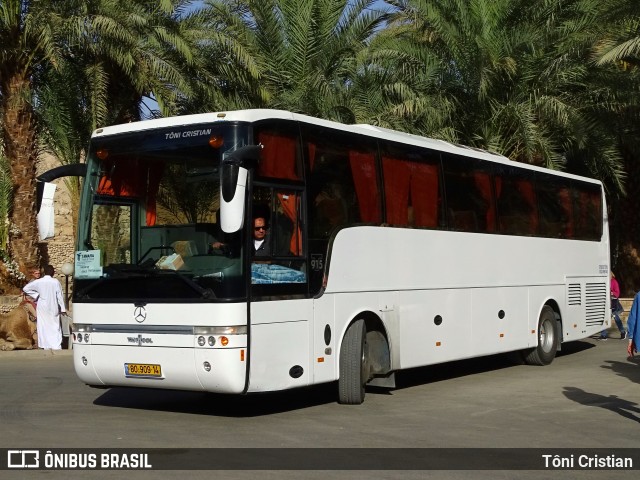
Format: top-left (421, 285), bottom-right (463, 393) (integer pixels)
top-left (442, 154), bottom-right (494, 233)
top-left (537, 173), bottom-right (573, 239)
top-left (495, 167), bottom-right (538, 236)
top-left (380, 142), bottom-right (441, 228)
top-left (251, 186), bottom-right (307, 289)
top-left (303, 126), bottom-right (381, 239)
top-left (255, 122), bottom-right (303, 181)
top-left (572, 183), bottom-right (602, 241)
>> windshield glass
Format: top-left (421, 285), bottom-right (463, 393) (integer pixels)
top-left (75, 122), bottom-right (249, 301)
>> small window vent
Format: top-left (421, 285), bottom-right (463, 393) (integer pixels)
top-left (567, 283), bottom-right (581, 306)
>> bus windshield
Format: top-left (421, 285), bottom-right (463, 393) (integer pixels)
top-left (75, 122), bottom-right (250, 301)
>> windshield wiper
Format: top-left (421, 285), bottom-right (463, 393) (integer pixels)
top-left (75, 265), bottom-right (216, 300)
top-left (75, 264), bottom-right (156, 298)
top-left (169, 271), bottom-right (216, 299)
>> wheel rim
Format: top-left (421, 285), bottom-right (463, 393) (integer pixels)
top-left (539, 318), bottom-right (555, 353)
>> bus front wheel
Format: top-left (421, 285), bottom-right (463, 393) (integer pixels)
top-left (524, 306), bottom-right (558, 366)
top-left (338, 319), bottom-right (369, 405)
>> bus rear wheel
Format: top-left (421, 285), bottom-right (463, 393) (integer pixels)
top-left (524, 306), bottom-right (558, 366)
top-left (338, 319), bottom-right (369, 405)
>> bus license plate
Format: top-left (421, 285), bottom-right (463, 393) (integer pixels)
top-left (124, 363), bottom-right (162, 378)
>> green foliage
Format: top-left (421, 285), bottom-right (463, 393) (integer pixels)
top-left (156, 164), bottom-right (219, 224)
top-left (381, 0), bottom-right (638, 196)
top-left (0, 0), bottom-right (639, 280)
top-left (188, 0), bottom-right (392, 120)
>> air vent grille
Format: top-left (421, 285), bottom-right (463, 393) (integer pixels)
top-left (567, 283), bottom-right (581, 306)
top-left (585, 282), bottom-right (607, 326)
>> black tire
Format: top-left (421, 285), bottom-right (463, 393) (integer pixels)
top-left (338, 319), bottom-right (369, 404)
top-left (524, 306), bottom-right (558, 366)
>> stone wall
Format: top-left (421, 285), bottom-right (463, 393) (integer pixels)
top-left (36, 154), bottom-right (76, 303)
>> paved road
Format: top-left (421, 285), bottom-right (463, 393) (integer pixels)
top-left (1, 333), bottom-right (638, 479)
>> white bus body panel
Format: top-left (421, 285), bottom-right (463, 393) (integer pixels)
top-left (323, 226), bottom-right (608, 378)
top-left (73, 302), bottom-right (248, 393)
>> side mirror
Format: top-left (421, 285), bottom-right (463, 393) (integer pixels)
top-left (219, 145), bottom-right (262, 233)
top-left (220, 165), bottom-right (247, 233)
top-left (36, 163), bottom-right (88, 212)
top-left (36, 163), bottom-right (88, 240)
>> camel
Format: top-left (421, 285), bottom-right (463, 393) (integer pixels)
top-left (0, 300), bottom-right (37, 351)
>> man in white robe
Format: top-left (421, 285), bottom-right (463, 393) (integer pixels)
top-left (23, 265), bottom-right (66, 350)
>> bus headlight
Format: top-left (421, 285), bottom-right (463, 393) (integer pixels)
top-left (193, 326), bottom-right (247, 335)
top-left (198, 336), bottom-right (206, 346)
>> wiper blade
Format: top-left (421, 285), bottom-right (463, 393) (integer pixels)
top-left (75, 265), bottom-right (156, 298)
top-left (76, 265), bottom-right (215, 300)
top-left (76, 277), bottom-right (106, 299)
top-left (169, 271), bottom-right (216, 299)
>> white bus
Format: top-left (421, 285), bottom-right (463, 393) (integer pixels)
top-left (67, 109), bottom-right (609, 404)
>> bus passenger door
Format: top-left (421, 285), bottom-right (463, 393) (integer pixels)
top-left (248, 184), bottom-right (313, 392)
top-left (249, 299), bottom-right (314, 392)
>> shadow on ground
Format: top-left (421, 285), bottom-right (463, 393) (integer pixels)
top-left (602, 354), bottom-right (640, 385)
top-left (393, 340), bottom-right (594, 391)
top-left (94, 382), bottom-right (339, 417)
top-left (93, 341), bottom-right (595, 416)
top-left (563, 386), bottom-right (640, 423)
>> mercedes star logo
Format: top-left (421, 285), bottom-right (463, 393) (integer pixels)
top-left (134, 306), bottom-right (147, 323)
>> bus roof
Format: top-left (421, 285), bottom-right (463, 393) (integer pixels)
top-left (91, 109), bottom-right (602, 186)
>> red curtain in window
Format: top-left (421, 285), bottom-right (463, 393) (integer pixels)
top-left (494, 177), bottom-right (503, 202)
top-left (348, 151), bottom-right (381, 223)
top-left (516, 179), bottom-right (538, 234)
top-left (97, 160), bottom-right (143, 197)
top-left (308, 143), bottom-right (316, 171)
top-left (410, 162), bottom-right (439, 227)
top-left (382, 157), bottom-right (438, 227)
top-left (97, 160), bottom-right (164, 226)
top-left (558, 188), bottom-right (574, 237)
top-left (257, 132), bottom-right (298, 180)
top-left (145, 164), bottom-right (164, 226)
top-left (473, 172), bottom-right (495, 232)
top-left (277, 193), bottom-right (302, 255)
top-left (382, 157), bottom-right (411, 225)
top-left (579, 191), bottom-right (589, 229)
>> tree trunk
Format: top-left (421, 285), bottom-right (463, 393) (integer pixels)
top-left (1, 71), bottom-right (40, 275)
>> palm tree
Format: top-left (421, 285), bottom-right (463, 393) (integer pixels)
top-left (384, 0), bottom-right (631, 191)
top-left (593, 0), bottom-right (640, 67)
top-left (0, 0), bottom-right (201, 278)
top-left (590, 0), bottom-right (640, 293)
top-left (193, 0), bottom-right (390, 121)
